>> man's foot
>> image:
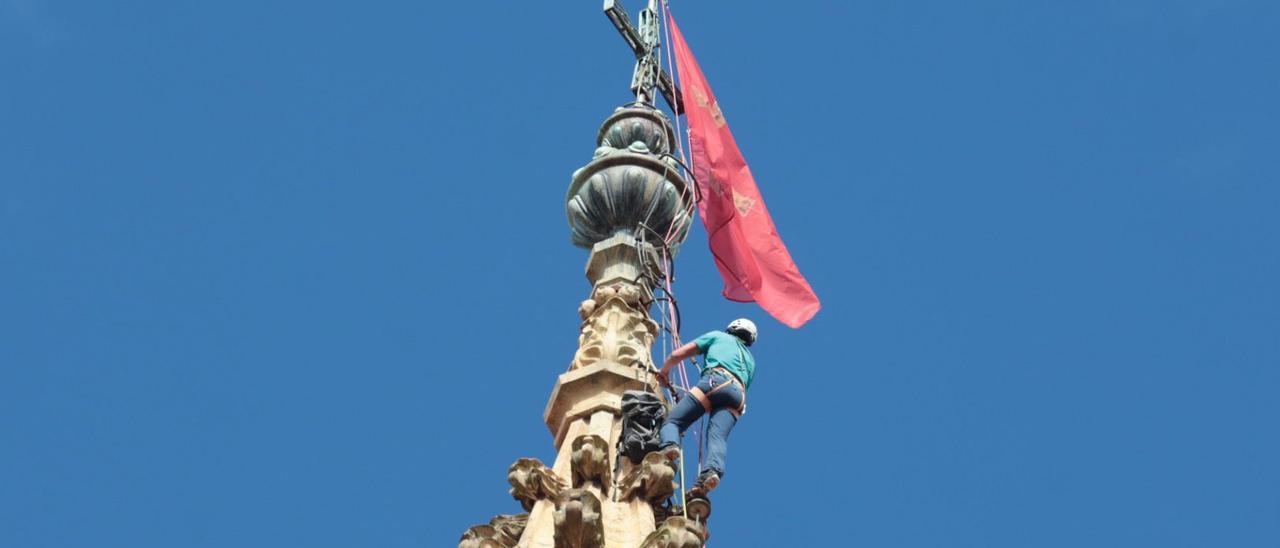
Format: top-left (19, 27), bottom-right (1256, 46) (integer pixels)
top-left (690, 471), bottom-right (720, 496)
top-left (661, 445), bottom-right (681, 462)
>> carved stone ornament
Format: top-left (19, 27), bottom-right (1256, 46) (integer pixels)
top-left (490, 514), bottom-right (528, 544)
top-left (458, 514), bottom-right (527, 548)
top-left (458, 524), bottom-right (508, 548)
top-left (570, 434), bottom-right (611, 488)
top-left (638, 516), bottom-right (706, 548)
top-left (618, 451), bottom-right (677, 503)
top-left (508, 458), bottom-right (567, 512)
top-left (571, 281), bottom-right (660, 371)
top-left (553, 488), bottom-right (605, 548)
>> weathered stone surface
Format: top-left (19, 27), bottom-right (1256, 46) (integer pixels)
top-left (459, 524), bottom-right (507, 548)
top-left (553, 489), bottom-right (605, 548)
top-left (544, 361), bottom-right (654, 447)
top-left (618, 451), bottom-right (676, 503)
top-left (458, 513), bottom-right (527, 548)
top-left (509, 458), bottom-right (567, 512)
top-left (490, 514), bottom-right (527, 545)
top-left (570, 434), bottom-right (611, 488)
top-left (497, 102), bottom-right (692, 547)
top-left (572, 279), bottom-right (660, 372)
top-left (638, 516), bottom-right (705, 548)
top-left (583, 236), bottom-right (660, 297)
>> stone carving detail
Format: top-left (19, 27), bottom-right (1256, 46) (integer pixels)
top-left (458, 524), bottom-right (508, 548)
top-left (458, 514), bottom-right (526, 548)
top-left (572, 281), bottom-right (659, 370)
top-left (639, 517), bottom-right (706, 548)
top-left (508, 458), bottom-right (566, 511)
top-left (490, 514), bottom-right (528, 545)
top-left (570, 434), bottom-right (611, 488)
top-left (553, 489), bottom-right (605, 548)
top-left (618, 451), bottom-right (676, 502)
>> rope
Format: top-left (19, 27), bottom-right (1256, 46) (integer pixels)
top-left (656, 0), bottom-right (709, 516)
top-left (662, 0), bottom-right (697, 202)
top-left (622, 0), bottom-right (713, 517)
top-left (639, 204), bottom-right (699, 515)
top-left (661, 0), bottom-right (691, 170)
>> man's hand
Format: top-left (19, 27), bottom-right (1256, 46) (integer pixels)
top-left (656, 368), bottom-right (672, 388)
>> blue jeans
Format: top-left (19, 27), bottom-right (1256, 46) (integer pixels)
top-left (659, 369), bottom-right (745, 478)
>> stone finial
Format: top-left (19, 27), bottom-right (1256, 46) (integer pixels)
top-left (618, 451), bottom-right (677, 503)
top-left (508, 458), bottom-right (567, 512)
top-left (639, 516), bottom-right (706, 548)
top-left (553, 489), bottom-right (605, 548)
top-left (570, 434), bottom-right (611, 488)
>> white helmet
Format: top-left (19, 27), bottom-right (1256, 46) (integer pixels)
top-left (726, 318), bottom-right (758, 346)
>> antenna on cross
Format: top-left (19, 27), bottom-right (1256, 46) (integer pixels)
top-left (604, 0), bottom-right (685, 114)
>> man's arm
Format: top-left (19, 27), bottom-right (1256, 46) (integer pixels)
top-left (657, 341), bottom-right (700, 386)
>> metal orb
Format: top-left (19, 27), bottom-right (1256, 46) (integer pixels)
top-left (566, 150), bottom-right (693, 249)
top-left (596, 106), bottom-right (678, 155)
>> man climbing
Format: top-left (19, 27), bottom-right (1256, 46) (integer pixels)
top-left (655, 318), bottom-right (757, 495)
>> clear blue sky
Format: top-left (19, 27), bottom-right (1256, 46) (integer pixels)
top-left (3, 1), bottom-right (1277, 546)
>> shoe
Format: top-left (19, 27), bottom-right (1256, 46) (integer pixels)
top-left (690, 471), bottom-right (720, 495)
top-left (661, 445), bottom-right (681, 462)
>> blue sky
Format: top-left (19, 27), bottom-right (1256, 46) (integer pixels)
top-left (2, 1), bottom-right (1277, 546)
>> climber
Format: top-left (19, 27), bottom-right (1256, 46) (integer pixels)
top-left (655, 318), bottom-right (757, 495)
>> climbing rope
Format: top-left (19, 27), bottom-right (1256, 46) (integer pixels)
top-left (656, 0), bottom-right (711, 517)
top-left (627, 1), bottom-right (709, 518)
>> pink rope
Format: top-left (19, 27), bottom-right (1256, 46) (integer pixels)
top-left (662, 1), bottom-right (697, 198)
top-left (657, 1), bottom-right (710, 471)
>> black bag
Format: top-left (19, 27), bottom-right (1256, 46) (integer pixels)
top-left (617, 390), bottom-right (667, 465)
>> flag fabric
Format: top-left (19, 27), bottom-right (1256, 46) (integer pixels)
top-left (665, 10), bottom-right (821, 328)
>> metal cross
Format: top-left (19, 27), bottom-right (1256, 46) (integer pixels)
top-left (604, 0), bottom-right (685, 114)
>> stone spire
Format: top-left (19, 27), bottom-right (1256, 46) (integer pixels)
top-left (456, 3), bottom-right (706, 545)
top-left (457, 107), bottom-right (703, 548)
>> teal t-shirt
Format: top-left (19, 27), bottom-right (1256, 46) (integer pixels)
top-left (693, 330), bottom-right (755, 390)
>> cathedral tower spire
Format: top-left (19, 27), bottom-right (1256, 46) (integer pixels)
top-left (458, 2), bottom-right (704, 547)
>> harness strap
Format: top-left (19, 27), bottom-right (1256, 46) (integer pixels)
top-left (705, 367), bottom-right (746, 391)
top-left (689, 387), bottom-right (712, 413)
top-left (702, 369), bottom-right (748, 418)
top-left (705, 378), bottom-right (735, 395)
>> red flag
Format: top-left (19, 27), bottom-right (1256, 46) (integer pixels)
top-left (666, 10), bottom-right (821, 328)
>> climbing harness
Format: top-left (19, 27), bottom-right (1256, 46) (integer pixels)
top-left (692, 367), bottom-right (747, 418)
